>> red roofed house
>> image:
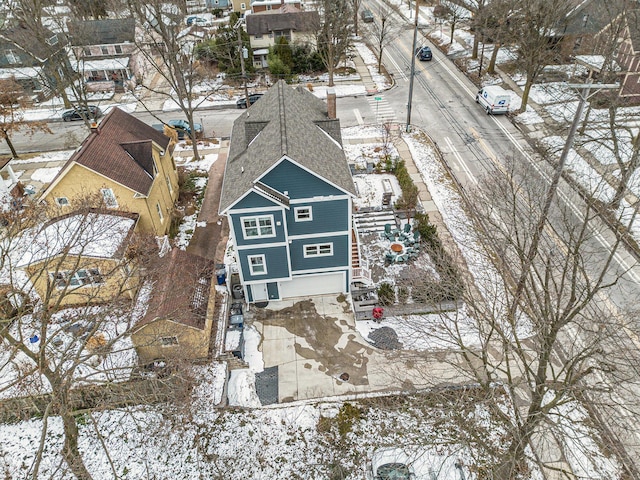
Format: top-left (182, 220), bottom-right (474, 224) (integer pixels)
top-left (130, 248), bottom-right (218, 364)
top-left (39, 107), bottom-right (179, 235)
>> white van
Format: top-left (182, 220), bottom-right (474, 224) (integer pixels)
top-left (475, 86), bottom-right (511, 115)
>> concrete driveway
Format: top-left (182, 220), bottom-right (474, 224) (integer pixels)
top-left (250, 294), bottom-right (473, 402)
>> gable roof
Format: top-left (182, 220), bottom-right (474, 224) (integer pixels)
top-left (136, 248), bottom-right (214, 330)
top-left (0, 24), bottom-right (63, 66)
top-left (245, 7), bottom-right (320, 35)
top-left (68, 18), bottom-right (136, 46)
top-left (44, 108), bottom-right (171, 197)
top-left (18, 210), bottom-right (138, 267)
top-left (625, 9), bottom-right (640, 51)
top-left (219, 80), bottom-right (356, 213)
top-left (559, 0), bottom-right (627, 36)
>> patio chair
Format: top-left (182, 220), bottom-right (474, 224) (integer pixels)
top-left (395, 253), bottom-right (408, 263)
top-left (403, 223), bottom-right (412, 234)
top-left (385, 252), bottom-right (397, 263)
top-left (383, 224), bottom-right (396, 241)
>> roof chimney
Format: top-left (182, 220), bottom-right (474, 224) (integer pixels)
top-left (326, 88), bottom-right (336, 119)
top-left (90, 121), bottom-right (99, 133)
top-left (281, 0), bottom-right (285, 5)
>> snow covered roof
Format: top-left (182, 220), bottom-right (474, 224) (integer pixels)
top-left (574, 54), bottom-right (621, 72)
top-left (18, 211), bottom-right (138, 267)
top-left (0, 66), bottom-right (42, 80)
top-left (73, 57), bottom-right (130, 72)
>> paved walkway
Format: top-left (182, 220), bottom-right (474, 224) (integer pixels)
top-left (186, 141), bottom-right (229, 263)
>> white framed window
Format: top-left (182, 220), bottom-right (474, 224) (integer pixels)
top-left (248, 254), bottom-right (267, 275)
top-left (294, 206), bottom-right (312, 222)
top-left (160, 336), bottom-right (179, 346)
top-left (101, 188), bottom-right (118, 208)
top-left (51, 268), bottom-right (103, 288)
top-left (166, 174), bottom-right (173, 194)
top-left (240, 2), bottom-right (246, 9)
top-left (156, 202), bottom-right (164, 222)
top-left (114, 45), bottom-right (122, 54)
top-left (101, 46), bottom-right (109, 55)
top-left (304, 243), bottom-right (333, 258)
top-left (83, 47), bottom-right (92, 56)
top-left (241, 215), bottom-right (275, 239)
top-left (55, 197), bottom-right (69, 206)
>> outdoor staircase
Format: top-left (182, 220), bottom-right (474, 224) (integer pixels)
top-left (218, 352), bottom-right (249, 371)
top-left (354, 209), bottom-right (397, 233)
top-left (351, 229), bottom-right (372, 286)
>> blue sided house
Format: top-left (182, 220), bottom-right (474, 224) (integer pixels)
top-left (219, 80), bottom-right (359, 303)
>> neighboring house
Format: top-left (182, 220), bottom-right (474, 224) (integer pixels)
top-left (67, 18), bottom-right (138, 93)
top-left (245, 4), bottom-right (319, 68)
top-left (230, 0), bottom-right (250, 15)
top-left (250, 0), bottom-right (302, 14)
top-left (219, 81), bottom-right (358, 303)
top-left (17, 211), bottom-right (139, 307)
top-left (40, 108), bottom-right (179, 236)
top-left (553, 0), bottom-right (625, 57)
top-left (0, 24), bottom-right (69, 100)
top-left (131, 248), bottom-right (217, 364)
top-left (207, 0), bottom-right (231, 8)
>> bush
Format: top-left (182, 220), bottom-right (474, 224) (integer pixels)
top-left (377, 282), bottom-right (395, 306)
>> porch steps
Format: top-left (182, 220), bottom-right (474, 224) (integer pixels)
top-left (354, 210), bottom-right (397, 233)
top-left (218, 352), bottom-right (249, 370)
top-left (351, 230), bottom-right (360, 268)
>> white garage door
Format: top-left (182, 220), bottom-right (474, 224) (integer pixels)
top-left (279, 272), bottom-right (345, 299)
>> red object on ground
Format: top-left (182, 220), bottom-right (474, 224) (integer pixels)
top-left (372, 307), bottom-right (384, 320)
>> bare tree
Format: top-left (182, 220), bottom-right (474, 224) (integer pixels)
top-left (0, 203), bottom-right (153, 479)
top-left (6, 0), bottom-right (106, 124)
top-left (125, 0), bottom-right (210, 160)
top-left (433, 1), bottom-right (469, 45)
top-left (365, 12), bottom-right (402, 74)
top-left (0, 77), bottom-right (52, 158)
top-left (514, 0), bottom-right (571, 111)
top-left (350, 0), bottom-right (363, 36)
top-left (315, 0), bottom-right (354, 87)
top-left (404, 154), bottom-right (639, 477)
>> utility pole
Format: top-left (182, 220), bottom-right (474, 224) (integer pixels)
top-left (405, 0), bottom-right (420, 132)
top-left (234, 18), bottom-right (250, 107)
top-left (507, 81), bottom-right (619, 320)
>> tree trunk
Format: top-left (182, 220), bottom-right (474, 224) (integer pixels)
top-left (471, 32), bottom-right (479, 59)
top-left (449, 23), bottom-right (455, 44)
top-left (328, 65), bottom-right (335, 87)
top-left (487, 42), bottom-right (500, 74)
top-left (61, 408), bottom-right (93, 479)
top-left (4, 134), bottom-right (19, 158)
top-left (520, 77), bottom-right (533, 112)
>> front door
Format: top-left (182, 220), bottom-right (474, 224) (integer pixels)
top-left (252, 283), bottom-right (268, 302)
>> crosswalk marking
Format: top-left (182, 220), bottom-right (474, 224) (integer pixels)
top-left (366, 94), bottom-right (397, 124)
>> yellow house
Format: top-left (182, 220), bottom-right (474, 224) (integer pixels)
top-left (17, 210), bottom-right (139, 308)
top-left (40, 108), bottom-right (179, 236)
top-left (131, 248), bottom-right (218, 364)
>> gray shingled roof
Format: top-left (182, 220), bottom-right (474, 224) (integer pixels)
top-left (219, 80), bottom-right (356, 213)
top-left (245, 8), bottom-right (320, 35)
top-left (68, 18), bottom-right (135, 46)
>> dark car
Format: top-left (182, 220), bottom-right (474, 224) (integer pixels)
top-left (361, 9), bottom-right (374, 23)
top-left (415, 46), bottom-right (432, 61)
top-left (167, 119), bottom-right (203, 139)
top-left (61, 105), bottom-right (102, 122)
top-left (236, 93), bottom-right (263, 109)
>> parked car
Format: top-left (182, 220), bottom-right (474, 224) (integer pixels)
top-left (167, 119), bottom-right (203, 139)
top-left (361, 9), bottom-right (374, 22)
top-left (368, 448), bottom-right (415, 480)
top-left (236, 93), bottom-right (264, 109)
top-left (415, 46), bottom-right (432, 61)
top-left (186, 16), bottom-right (210, 26)
top-left (61, 106), bottom-right (102, 122)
